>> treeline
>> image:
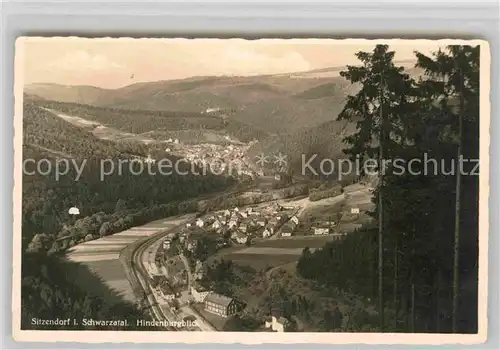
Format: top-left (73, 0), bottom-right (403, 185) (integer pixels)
top-left (22, 154), bottom-right (231, 252)
top-left (297, 45), bottom-right (480, 333)
top-left (28, 200), bottom-right (200, 254)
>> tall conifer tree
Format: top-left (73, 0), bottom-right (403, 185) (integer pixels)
top-left (338, 45), bottom-right (414, 329)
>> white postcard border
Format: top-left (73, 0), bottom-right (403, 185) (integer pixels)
top-left (12, 37), bottom-right (490, 345)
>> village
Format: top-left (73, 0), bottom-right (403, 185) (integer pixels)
top-left (139, 183), bottom-right (373, 332)
top-left (163, 137), bottom-right (259, 178)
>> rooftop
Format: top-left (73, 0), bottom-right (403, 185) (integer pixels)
top-left (205, 292), bottom-right (233, 307)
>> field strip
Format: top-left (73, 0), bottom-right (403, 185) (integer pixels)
top-left (67, 253), bottom-right (121, 262)
top-left (128, 226), bottom-right (172, 231)
top-left (68, 245), bottom-right (127, 253)
top-left (81, 238), bottom-right (139, 245)
top-left (69, 242), bottom-right (130, 247)
top-left (113, 231), bottom-right (160, 237)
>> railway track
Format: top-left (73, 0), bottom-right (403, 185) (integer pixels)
top-left (129, 215), bottom-right (195, 331)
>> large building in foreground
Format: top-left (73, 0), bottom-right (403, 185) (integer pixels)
top-left (204, 292), bottom-right (238, 318)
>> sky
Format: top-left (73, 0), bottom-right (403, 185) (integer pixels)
top-left (21, 38), bottom-right (443, 89)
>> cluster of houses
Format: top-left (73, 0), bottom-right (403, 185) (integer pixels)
top-left (162, 231), bottom-right (198, 254)
top-left (189, 286), bottom-right (295, 331)
top-left (308, 207), bottom-right (362, 238)
top-left (192, 286), bottom-right (293, 331)
top-left (152, 275), bottom-right (180, 302)
top-left (169, 142), bottom-right (255, 177)
top-left (185, 203), bottom-right (301, 243)
top-left (190, 285), bottom-right (294, 330)
top-left (175, 204), bottom-right (362, 256)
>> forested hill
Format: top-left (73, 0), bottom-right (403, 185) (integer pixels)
top-left (22, 102), bottom-right (233, 253)
top-left (32, 99), bottom-right (270, 143)
top-left (247, 118), bottom-right (357, 179)
top-left (21, 101), bottom-right (236, 330)
top-left (23, 102), bottom-right (128, 159)
top-left (25, 61), bottom-right (423, 135)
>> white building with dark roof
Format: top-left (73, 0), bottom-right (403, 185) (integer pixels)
top-left (313, 226), bottom-right (330, 235)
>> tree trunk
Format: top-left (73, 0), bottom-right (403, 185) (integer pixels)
top-left (436, 269), bottom-right (442, 332)
top-left (363, 92), bottom-right (377, 299)
top-left (452, 65), bottom-right (464, 333)
top-left (393, 243), bottom-right (399, 329)
top-left (403, 288), bottom-right (409, 331)
top-left (378, 71), bottom-right (385, 330)
top-left (410, 282), bottom-right (416, 332)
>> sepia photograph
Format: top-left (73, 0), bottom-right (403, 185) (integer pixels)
top-left (12, 37), bottom-right (489, 344)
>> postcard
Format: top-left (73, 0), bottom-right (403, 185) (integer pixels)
top-left (12, 37), bottom-right (489, 344)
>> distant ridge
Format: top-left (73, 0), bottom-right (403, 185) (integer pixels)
top-left (24, 62), bottom-right (422, 135)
